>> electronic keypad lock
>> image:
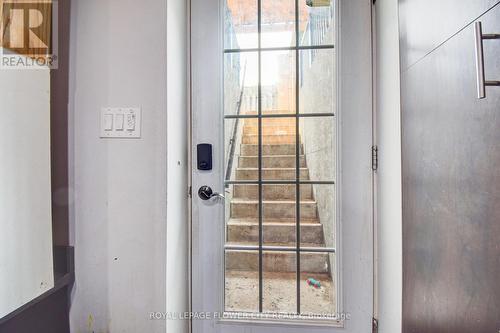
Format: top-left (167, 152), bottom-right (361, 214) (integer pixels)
top-left (197, 143), bottom-right (213, 171)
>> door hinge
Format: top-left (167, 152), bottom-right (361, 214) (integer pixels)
top-left (372, 317), bottom-right (379, 333)
top-left (372, 145), bottom-right (378, 171)
top-left (188, 186), bottom-right (192, 198)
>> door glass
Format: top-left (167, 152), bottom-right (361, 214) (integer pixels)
top-left (224, 0), bottom-right (258, 50)
top-left (299, 0), bottom-right (335, 47)
top-left (261, 0), bottom-right (296, 48)
top-left (224, 0), bottom-right (336, 320)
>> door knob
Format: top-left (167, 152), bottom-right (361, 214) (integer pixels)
top-left (198, 186), bottom-right (225, 202)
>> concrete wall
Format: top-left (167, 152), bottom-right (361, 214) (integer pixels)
top-left (374, 0), bottom-right (403, 332)
top-left (0, 63), bottom-right (54, 319)
top-left (299, 27), bottom-right (336, 261)
top-left (69, 1), bottom-right (168, 332)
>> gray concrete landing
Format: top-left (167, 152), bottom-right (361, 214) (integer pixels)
top-left (225, 271), bottom-right (336, 315)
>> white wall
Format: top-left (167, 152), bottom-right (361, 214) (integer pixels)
top-left (0, 64), bottom-right (54, 319)
top-left (374, 1), bottom-right (402, 332)
top-left (69, 1), bottom-right (168, 332)
top-left (166, 0), bottom-right (189, 332)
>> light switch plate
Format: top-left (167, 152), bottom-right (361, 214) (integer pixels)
top-left (100, 107), bottom-right (142, 138)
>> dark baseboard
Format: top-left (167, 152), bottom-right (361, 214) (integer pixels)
top-left (0, 246), bottom-right (74, 333)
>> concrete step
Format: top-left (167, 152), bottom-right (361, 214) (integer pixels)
top-left (244, 118), bottom-right (296, 127)
top-left (227, 217), bottom-right (319, 224)
top-left (238, 155), bottom-right (306, 168)
top-left (235, 168), bottom-right (309, 180)
top-left (243, 110), bottom-right (294, 116)
top-left (231, 200), bottom-right (318, 219)
top-left (243, 125), bottom-right (296, 135)
top-left (233, 183), bottom-right (313, 200)
top-left (242, 134), bottom-right (297, 145)
top-left (225, 250), bottom-right (329, 273)
top-left (241, 144), bottom-right (302, 156)
top-left (227, 220), bottom-right (324, 244)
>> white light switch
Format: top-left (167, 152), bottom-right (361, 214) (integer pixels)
top-left (100, 107), bottom-right (141, 138)
top-left (115, 114), bottom-right (124, 131)
top-left (104, 114), bottom-right (113, 131)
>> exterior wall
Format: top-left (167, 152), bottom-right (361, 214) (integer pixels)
top-left (226, 0), bottom-right (300, 26)
top-left (69, 1), bottom-right (168, 332)
top-left (299, 27), bottom-right (336, 263)
top-left (275, 52), bottom-right (296, 112)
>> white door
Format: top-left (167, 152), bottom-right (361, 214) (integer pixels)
top-left (191, 0), bottom-right (373, 332)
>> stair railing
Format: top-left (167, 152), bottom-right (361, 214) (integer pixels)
top-left (225, 61), bottom-right (248, 186)
top-left (299, 7), bottom-right (332, 88)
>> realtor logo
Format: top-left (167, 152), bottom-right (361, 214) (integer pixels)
top-left (0, 0), bottom-right (58, 69)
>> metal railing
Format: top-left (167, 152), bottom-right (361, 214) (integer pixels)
top-left (302, 6), bottom-right (333, 50)
top-left (300, 6), bottom-right (333, 86)
top-left (224, 61), bottom-right (247, 185)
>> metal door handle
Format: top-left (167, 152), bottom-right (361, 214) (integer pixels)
top-left (474, 21), bottom-right (500, 99)
top-left (198, 186), bottom-right (225, 202)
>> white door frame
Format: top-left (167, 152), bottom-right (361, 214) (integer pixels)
top-left (189, 0), bottom-right (374, 331)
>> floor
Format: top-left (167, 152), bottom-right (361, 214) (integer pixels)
top-left (225, 271), bottom-right (336, 315)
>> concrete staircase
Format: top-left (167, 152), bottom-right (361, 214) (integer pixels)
top-left (226, 114), bottom-right (329, 274)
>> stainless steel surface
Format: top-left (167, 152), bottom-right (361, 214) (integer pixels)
top-left (400, 5), bottom-right (500, 332)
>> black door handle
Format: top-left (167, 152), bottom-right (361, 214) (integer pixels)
top-left (198, 186), bottom-right (225, 201)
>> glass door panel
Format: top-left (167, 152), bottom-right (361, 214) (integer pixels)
top-left (223, 0), bottom-right (337, 319)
